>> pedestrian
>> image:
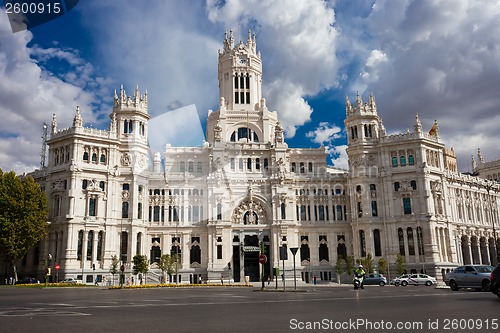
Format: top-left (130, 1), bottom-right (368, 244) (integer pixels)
top-left (95, 277), bottom-right (99, 286)
top-left (313, 275), bottom-right (317, 285)
top-left (281, 273), bottom-right (284, 283)
top-left (221, 274), bottom-right (224, 285)
top-left (267, 275), bottom-right (271, 285)
top-left (199, 276), bottom-right (202, 284)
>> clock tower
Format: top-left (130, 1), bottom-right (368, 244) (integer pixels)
top-left (206, 30), bottom-right (280, 145)
top-left (217, 30), bottom-right (262, 111)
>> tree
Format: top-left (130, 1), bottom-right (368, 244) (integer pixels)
top-left (361, 253), bottom-right (374, 273)
top-left (0, 170), bottom-right (48, 281)
top-left (396, 253), bottom-right (407, 276)
top-left (110, 255), bottom-right (119, 286)
top-left (335, 257), bottom-right (345, 284)
top-left (345, 255), bottom-right (354, 275)
top-left (157, 254), bottom-right (178, 284)
top-left (378, 257), bottom-right (388, 275)
top-left (132, 254), bottom-right (149, 284)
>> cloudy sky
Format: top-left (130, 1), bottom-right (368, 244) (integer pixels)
top-left (1, 0), bottom-right (499, 174)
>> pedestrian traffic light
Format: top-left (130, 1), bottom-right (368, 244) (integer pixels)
top-left (92, 264), bottom-right (95, 270)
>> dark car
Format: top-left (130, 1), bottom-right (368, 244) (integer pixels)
top-left (363, 273), bottom-right (387, 286)
top-left (490, 264), bottom-right (500, 298)
top-left (15, 277), bottom-right (40, 285)
top-left (445, 265), bottom-right (494, 291)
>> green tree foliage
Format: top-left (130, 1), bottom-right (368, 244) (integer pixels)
top-left (396, 253), bottom-right (407, 276)
top-left (157, 254), bottom-right (178, 283)
top-left (361, 253), bottom-right (374, 273)
top-left (335, 257), bottom-right (345, 284)
top-left (110, 255), bottom-right (119, 285)
top-left (345, 255), bottom-right (354, 275)
top-left (132, 254), bottom-right (149, 276)
top-left (0, 170), bottom-right (48, 281)
top-left (378, 257), bottom-right (388, 275)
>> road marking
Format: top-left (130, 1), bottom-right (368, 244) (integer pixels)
top-left (0, 307), bottom-right (89, 317)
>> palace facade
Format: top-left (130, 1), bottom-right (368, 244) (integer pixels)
top-left (12, 32), bottom-right (500, 284)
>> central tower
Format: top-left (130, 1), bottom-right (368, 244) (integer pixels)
top-left (218, 30), bottom-right (262, 110)
top-left (206, 30), bottom-right (280, 145)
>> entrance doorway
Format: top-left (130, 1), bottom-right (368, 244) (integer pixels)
top-left (231, 234), bottom-right (271, 283)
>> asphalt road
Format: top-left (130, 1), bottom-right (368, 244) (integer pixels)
top-left (0, 284), bottom-right (498, 333)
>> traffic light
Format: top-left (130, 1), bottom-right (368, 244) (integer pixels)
top-left (228, 262), bottom-right (231, 270)
top-left (92, 264), bottom-right (95, 270)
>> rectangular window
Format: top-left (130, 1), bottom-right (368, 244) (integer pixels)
top-left (153, 206), bottom-right (160, 222)
top-left (300, 205), bottom-right (306, 221)
top-left (371, 201), bottom-right (378, 217)
top-left (403, 198), bottom-right (412, 215)
top-left (217, 245), bottom-right (222, 259)
top-left (235, 91), bottom-right (239, 104)
top-left (89, 198), bottom-right (96, 216)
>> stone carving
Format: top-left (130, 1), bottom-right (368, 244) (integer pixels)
top-left (275, 122), bottom-right (284, 144)
top-left (214, 121), bottom-right (222, 142)
top-left (121, 152), bottom-right (132, 166)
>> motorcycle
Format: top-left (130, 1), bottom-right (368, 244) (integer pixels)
top-left (353, 273), bottom-right (364, 289)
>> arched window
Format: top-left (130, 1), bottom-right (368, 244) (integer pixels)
top-left (407, 227), bottom-right (415, 255)
top-left (410, 180), bottom-right (417, 190)
top-left (400, 155), bottom-right (406, 166)
top-left (394, 182), bottom-right (400, 191)
top-left (281, 203), bottom-right (286, 219)
top-left (190, 245), bottom-right (201, 264)
top-left (247, 158), bottom-right (252, 170)
top-left (87, 231), bottom-right (93, 261)
top-left (97, 231), bottom-right (104, 261)
top-left (77, 230), bottom-right (83, 261)
top-left (100, 154), bottom-right (106, 163)
top-left (263, 158), bottom-right (269, 170)
top-left (91, 153), bottom-right (97, 162)
top-left (359, 230), bottom-right (366, 257)
top-left (398, 228), bottom-right (405, 255)
top-left (391, 156), bottom-right (398, 167)
top-left (83, 152), bottom-right (89, 161)
top-left (230, 127), bottom-right (259, 142)
top-left (408, 155), bottom-right (415, 165)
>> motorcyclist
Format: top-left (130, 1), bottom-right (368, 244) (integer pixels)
top-left (354, 264), bottom-right (366, 289)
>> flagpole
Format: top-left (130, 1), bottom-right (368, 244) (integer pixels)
top-left (247, 110), bottom-right (249, 142)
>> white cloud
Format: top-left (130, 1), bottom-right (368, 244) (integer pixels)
top-left (0, 14), bottom-right (99, 173)
top-left (328, 144), bottom-right (348, 170)
top-left (306, 122), bottom-right (342, 145)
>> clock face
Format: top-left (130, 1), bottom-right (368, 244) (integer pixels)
top-left (238, 57), bottom-right (247, 65)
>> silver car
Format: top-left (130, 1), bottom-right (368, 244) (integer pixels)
top-left (445, 265), bottom-right (494, 291)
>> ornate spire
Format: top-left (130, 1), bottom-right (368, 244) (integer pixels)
top-left (355, 91), bottom-right (362, 111)
top-left (109, 112), bottom-right (117, 133)
top-left (414, 113), bottom-right (422, 133)
top-left (368, 92), bottom-right (377, 113)
top-left (51, 113), bottom-right (57, 134)
top-left (478, 148), bottom-right (484, 164)
top-left (73, 106), bottom-right (82, 127)
top-left (471, 154), bottom-right (476, 171)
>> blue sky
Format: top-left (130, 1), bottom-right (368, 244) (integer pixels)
top-left (1, 0), bottom-right (500, 174)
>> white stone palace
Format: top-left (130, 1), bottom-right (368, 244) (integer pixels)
top-left (10, 31), bottom-right (500, 284)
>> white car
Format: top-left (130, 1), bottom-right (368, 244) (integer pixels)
top-left (398, 273), bottom-right (437, 286)
top-left (62, 277), bottom-right (83, 284)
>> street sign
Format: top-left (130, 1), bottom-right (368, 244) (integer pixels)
top-left (55, 264), bottom-right (60, 270)
top-left (259, 254), bottom-right (267, 264)
top-left (290, 247), bottom-right (298, 256)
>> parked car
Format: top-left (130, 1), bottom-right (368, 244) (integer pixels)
top-left (391, 274), bottom-right (409, 286)
top-left (62, 277), bottom-right (82, 284)
top-left (363, 273), bottom-right (387, 286)
top-left (398, 273), bottom-right (437, 286)
top-left (15, 277), bottom-right (40, 285)
top-left (490, 264), bottom-right (500, 298)
top-left (445, 265), bottom-right (494, 291)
